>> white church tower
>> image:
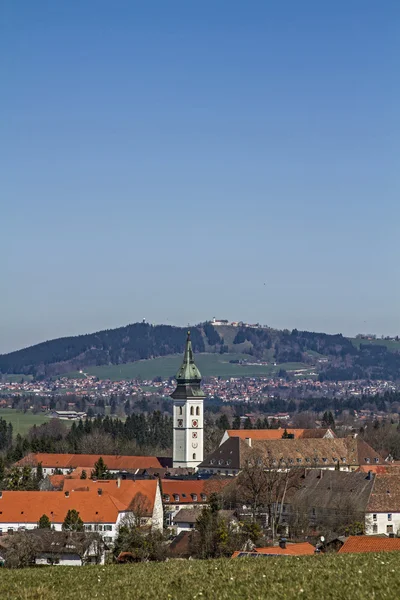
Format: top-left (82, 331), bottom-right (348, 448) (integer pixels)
top-left (171, 331), bottom-right (205, 469)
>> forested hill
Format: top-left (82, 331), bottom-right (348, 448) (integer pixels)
top-left (1, 321), bottom-right (400, 381)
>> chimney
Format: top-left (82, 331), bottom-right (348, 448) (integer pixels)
top-left (98, 488), bottom-right (102, 496)
top-left (117, 478), bottom-right (121, 488)
top-left (279, 538), bottom-right (287, 550)
top-left (65, 491), bottom-right (69, 498)
top-left (245, 437), bottom-right (252, 447)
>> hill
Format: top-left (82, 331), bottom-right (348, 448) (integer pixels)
top-left (1, 321), bottom-right (400, 381)
top-left (0, 553), bottom-right (398, 600)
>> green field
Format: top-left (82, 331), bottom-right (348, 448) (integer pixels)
top-left (0, 409), bottom-right (49, 435)
top-left (350, 337), bottom-right (400, 352)
top-left (65, 354), bottom-right (310, 381)
top-left (0, 554), bottom-right (399, 599)
top-left (0, 374), bottom-right (33, 383)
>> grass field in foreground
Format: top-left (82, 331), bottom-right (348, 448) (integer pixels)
top-left (65, 354), bottom-right (310, 381)
top-left (0, 553), bottom-right (399, 600)
top-left (0, 409), bottom-right (49, 435)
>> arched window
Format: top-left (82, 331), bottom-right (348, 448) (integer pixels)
top-left (193, 453), bottom-right (196, 460)
top-left (190, 406), bottom-right (194, 415)
top-left (178, 406), bottom-right (182, 415)
top-left (196, 406), bottom-right (200, 416)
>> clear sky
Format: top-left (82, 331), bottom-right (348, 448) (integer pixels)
top-left (1, 1), bottom-right (399, 354)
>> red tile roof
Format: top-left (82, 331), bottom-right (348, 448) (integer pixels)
top-left (161, 478), bottom-right (232, 503)
top-left (226, 429), bottom-right (305, 441)
top-left (0, 480), bottom-right (158, 524)
top-left (232, 542), bottom-right (315, 558)
top-left (339, 536), bottom-right (400, 554)
top-left (16, 453), bottom-right (164, 471)
top-left (0, 491), bottom-right (120, 524)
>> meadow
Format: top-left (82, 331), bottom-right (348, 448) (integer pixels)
top-left (0, 409), bottom-right (49, 435)
top-left (0, 553), bottom-right (399, 599)
top-left (66, 354), bottom-right (310, 381)
top-left (350, 337), bottom-right (400, 352)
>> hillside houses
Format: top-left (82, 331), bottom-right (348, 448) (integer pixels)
top-left (0, 479), bottom-right (163, 542)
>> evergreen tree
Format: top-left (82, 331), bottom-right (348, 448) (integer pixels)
top-left (91, 457), bottom-right (110, 480)
top-left (62, 509), bottom-right (84, 531)
top-left (216, 414), bottom-right (230, 431)
top-left (244, 417), bottom-right (253, 429)
top-left (80, 470), bottom-right (87, 480)
top-left (38, 514), bottom-right (51, 529)
top-left (232, 416), bottom-right (241, 430)
top-left (36, 462), bottom-right (44, 481)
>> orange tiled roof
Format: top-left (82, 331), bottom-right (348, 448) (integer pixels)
top-left (232, 542), bottom-right (315, 557)
top-left (16, 453), bottom-right (164, 471)
top-left (226, 429), bottom-right (305, 440)
top-left (339, 536), bottom-right (400, 554)
top-left (161, 478), bottom-right (232, 503)
top-left (62, 478), bottom-right (158, 514)
top-left (0, 490), bottom-right (120, 524)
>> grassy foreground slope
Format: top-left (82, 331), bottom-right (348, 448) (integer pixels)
top-left (1, 554), bottom-right (400, 600)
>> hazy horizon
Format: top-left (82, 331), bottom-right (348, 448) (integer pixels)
top-left (1, 315), bottom-right (396, 356)
top-left (2, 1), bottom-right (399, 354)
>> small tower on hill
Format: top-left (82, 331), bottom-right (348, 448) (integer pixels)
top-left (170, 331), bottom-right (205, 468)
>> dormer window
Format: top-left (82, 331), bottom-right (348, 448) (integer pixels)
top-left (192, 494), bottom-right (198, 501)
top-left (296, 458), bottom-right (302, 464)
top-left (226, 459), bottom-right (232, 466)
top-left (210, 459), bottom-right (215, 465)
top-left (313, 458), bottom-right (318, 463)
top-left (374, 457), bottom-right (379, 463)
top-left (174, 494), bottom-right (180, 502)
top-left (306, 458), bottom-right (311, 463)
top-left (289, 459), bottom-right (294, 464)
top-left (201, 493), bottom-right (207, 501)
top-left (342, 458), bottom-right (346, 463)
top-left (365, 458), bottom-right (370, 464)
top-left (218, 459), bottom-right (224, 465)
top-left (322, 458), bottom-right (327, 463)
top-left (164, 495), bottom-right (170, 502)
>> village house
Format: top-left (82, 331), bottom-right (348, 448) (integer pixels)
top-left (0, 530), bottom-right (107, 566)
top-left (172, 507), bottom-right (238, 535)
top-left (15, 452), bottom-right (170, 476)
top-left (161, 478), bottom-right (233, 526)
top-left (219, 428), bottom-right (336, 445)
top-left (0, 479), bottom-right (163, 542)
top-left (280, 469), bottom-right (375, 537)
top-left (198, 436), bottom-right (383, 476)
top-left (365, 470), bottom-right (400, 536)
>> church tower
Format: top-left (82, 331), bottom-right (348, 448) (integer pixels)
top-left (171, 331), bottom-right (205, 469)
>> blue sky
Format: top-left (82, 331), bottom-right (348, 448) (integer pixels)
top-left (1, 1), bottom-right (399, 353)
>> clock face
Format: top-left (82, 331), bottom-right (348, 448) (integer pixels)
top-left (177, 419), bottom-right (183, 428)
top-left (192, 442), bottom-right (198, 449)
top-left (192, 419), bottom-right (198, 428)
top-left (192, 432), bottom-right (198, 438)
